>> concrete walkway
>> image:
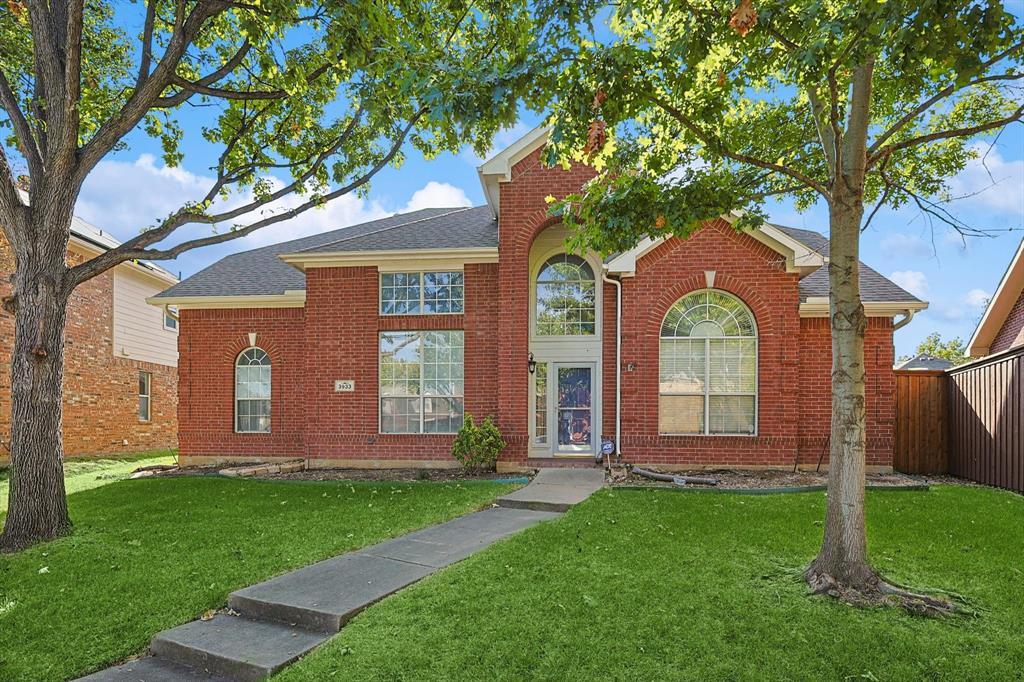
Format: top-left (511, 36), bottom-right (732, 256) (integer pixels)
top-left (80, 470), bottom-right (604, 681)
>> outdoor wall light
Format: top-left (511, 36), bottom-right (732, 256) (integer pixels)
top-left (528, 352), bottom-right (537, 374)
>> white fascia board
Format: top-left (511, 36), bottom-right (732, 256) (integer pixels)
top-left (799, 297), bottom-right (929, 318)
top-left (279, 247), bottom-right (499, 270)
top-left (604, 236), bottom-right (668, 275)
top-left (477, 126), bottom-right (551, 217)
top-left (145, 290), bottom-right (307, 309)
top-left (967, 238), bottom-right (1024, 357)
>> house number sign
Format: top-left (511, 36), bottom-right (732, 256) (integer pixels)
top-left (334, 380), bottom-right (355, 392)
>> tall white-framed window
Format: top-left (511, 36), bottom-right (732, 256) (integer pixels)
top-left (380, 271), bottom-right (464, 315)
top-left (163, 305), bottom-right (178, 331)
top-left (138, 371), bottom-right (151, 421)
top-left (659, 290), bottom-right (757, 435)
top-left (535, 254), bottom-right (596, 336)
top-left (235, 347), bottom-right (271, 433)
top-left (379, 330), bottom-right (464, 433)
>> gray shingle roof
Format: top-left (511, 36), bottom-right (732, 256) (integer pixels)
top-left (896, 353), bottom-right (955, 371)
top-left (156, 209), bottom-right (919, 305)
top-left (297, 205), bottom-right (496, 254)
top-left (154, 207), bottom-right (494, 299)
top-left (772, 225), bottom-right (922, 304)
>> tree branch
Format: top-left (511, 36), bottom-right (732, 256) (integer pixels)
top-left (137, 0), bottom-right (158, 86)
top-left (0, 71), bottom-right (43, 177)
top-left (869, 40), bottom-right (1024, 155)
top-left (152, 40), bottom-right (258, 108)
top-left (63, 107), bottom-right (424, 291)
top-left (649, 93), bottom-right (831, 198)
top-left (75, 1), bottom-right (224, 183)
top-left (870, 102), bottom-right (1024, 165)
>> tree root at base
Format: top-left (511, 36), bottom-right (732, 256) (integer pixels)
top-left (805, 566), bottom-right (959, 617)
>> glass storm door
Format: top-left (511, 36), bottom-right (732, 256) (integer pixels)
top-left (555, 365), bottom-right (594, 454)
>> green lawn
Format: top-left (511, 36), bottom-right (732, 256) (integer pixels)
top-left (278, 486), bottom-right (1024, 682)
top-left (0, 450), bottom-right (177, 513)
top-left (0, 477), bottom-right (515, 681)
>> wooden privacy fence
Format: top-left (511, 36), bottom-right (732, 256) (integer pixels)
top-left (948, 347), bottom-right (1024, 494)
top-left (894, 370), bottom-right (949, 474)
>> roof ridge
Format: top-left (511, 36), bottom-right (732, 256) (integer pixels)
top-left (290, 206), bottom-right (477, 254)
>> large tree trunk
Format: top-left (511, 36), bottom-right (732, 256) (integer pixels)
top-left (0, 218), bottom-right (73, 552)
top-left (805, 187), bottom-right (877, 592)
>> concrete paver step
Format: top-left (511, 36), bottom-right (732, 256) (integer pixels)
top-left (228, 553), bottom-right (434, 632)
top-left (150, 614), bottom-right (328, 682)
top-left (78, 656), bottom-right (226, 681)
top-left (496, 468), bottom-right (605, 512)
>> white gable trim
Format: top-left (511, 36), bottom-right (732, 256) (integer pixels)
top-left (477, 126), bottom-right (551, 217)
top-left (603, 217), bottom-right (826, 277)
top-left (967, 238), bottom-right (1024, 357)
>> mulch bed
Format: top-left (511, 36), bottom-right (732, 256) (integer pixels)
top-left (264, 468), bottom-right (530, 483)
top-left (613, 467), bottom-right (930, 490)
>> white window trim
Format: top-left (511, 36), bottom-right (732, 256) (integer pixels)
top-left (658, 290), bottom-right (759, 437)
top-left (234, 346), bottom-right (272, 434)
top-left (138, 371), bottom-right (152, 422)
top-left (378, 330), bottom-right (465, 434)
top-left (379, 270), bottom-right (465, 316)
top-left (529, 249), bottom-right (602, 341)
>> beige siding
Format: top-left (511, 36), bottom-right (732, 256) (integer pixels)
top-left (113, 268), bottom-right (178, 367)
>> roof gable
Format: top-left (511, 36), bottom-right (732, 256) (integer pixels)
top-left (968, 238), bottom-right (1024, 357)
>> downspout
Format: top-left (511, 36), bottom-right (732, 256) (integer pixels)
top-left (602, 269), bottom-right (622, 463)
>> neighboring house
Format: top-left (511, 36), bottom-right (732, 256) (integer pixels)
top-left (1, 206), bottom-right (179, 462)
top-left (968, 238), bottom-right (1024, 358)
top-left (152, 127), bottom-right (926, 472)
top-left (896, 354), bottom-right (955, 371)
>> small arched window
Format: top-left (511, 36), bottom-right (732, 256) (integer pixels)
top-left (659, 290), bottom-right (757, 435)
top-left (535, 254), bottom-right (596, 336)
top-left (236, 347), bottom-right (271, 433)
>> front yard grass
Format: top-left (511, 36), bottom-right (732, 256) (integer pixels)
top-left (0, 449), bottom-right (177, 513)
top-left (278, 485), bottom-right (1024, 681)
top-left (0, 476), bottom-right (515, 681)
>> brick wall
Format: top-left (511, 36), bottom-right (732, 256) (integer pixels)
top-left (177, 263), bottom-right (499, 466)
top-left (608, 220), bottom-right (806, 468)
top-left (1, 234), bottom-right (178, 461)
top-left (796, 317), bottom-right (895, 468)
top-left (177, 307), bottom-right (306, 460)
top-left (990, 290), bottom-right (1024, 354)
top-left (172, 142), bottom-right (897, 471)
top-left (496, 146), bottom-right (598, 459)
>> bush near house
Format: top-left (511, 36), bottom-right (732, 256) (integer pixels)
top-left (452, 415), bottom-right (506, 473)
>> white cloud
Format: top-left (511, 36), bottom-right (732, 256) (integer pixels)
top-left (946, 142), bottom-right (1024, 216)
top-left (965, 288), bottom-right (990, 310)
top-left (401, 181), bottom-right (472, 212)
top-left (889, 270), bottom-right (929, 299)
top-left (879, 232), bottom-right (936, 259)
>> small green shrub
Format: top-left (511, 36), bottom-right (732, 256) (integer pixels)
top-left (451, 415), bottom-right (506, 473)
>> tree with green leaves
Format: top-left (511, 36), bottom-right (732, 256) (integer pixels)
top-left (901, 332), bottom-right (970, 366)
top-left (536, 0), bottom-right (1022, 610)
top-left (0, 0), bottom-right (539, 551)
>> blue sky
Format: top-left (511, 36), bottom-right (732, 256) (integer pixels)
top-left (72, 80), bottom-right (1023, 363)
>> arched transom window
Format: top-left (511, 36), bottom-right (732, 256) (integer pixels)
top-left (535, 254), bottom-right (596, 336)
top-left (659, 290), bottom-right (757, 435)
top-left (236, 347), bottom-right (271, 433)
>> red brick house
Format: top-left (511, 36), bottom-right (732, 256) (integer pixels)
top-left (153, 128), bottom-right (925, 472)
top-left (968, 238), bottom-right (1024, 358)
top-left (1, 207), bottom-right (179, 462)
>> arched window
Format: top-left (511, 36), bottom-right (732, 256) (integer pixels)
top-left (236, 347), bottom-right (271, 433)
top-left (535, 254), bottom-right (596, 336)
top-left (659, 290), bottom-right (757, 435)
